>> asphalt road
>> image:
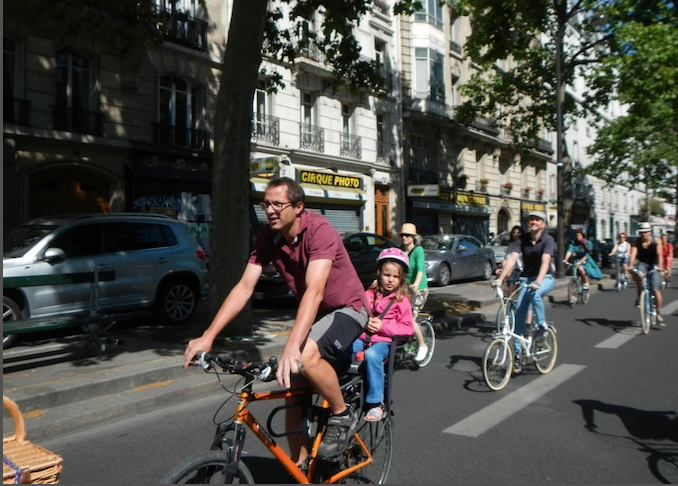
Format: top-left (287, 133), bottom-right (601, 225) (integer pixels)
top-left (39, 281), bottom-right (678, 483)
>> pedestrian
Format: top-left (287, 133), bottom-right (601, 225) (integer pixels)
top-left (399, 222), bottom-right (430, 363)
top-left (183, 177), bottom-right (369, 464)
top-left (564, 227), bottom-right (603, 289)
top-left (630, 222), bottom-right (665, 325)
top-left (661, 234), bottom-right (673, 286)
top-left (492, 211), bottom-right (555, 374)
top-left (352, 248), bottom-right (414, 422)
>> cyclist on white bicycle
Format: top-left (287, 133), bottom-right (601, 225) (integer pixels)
top-left (493, 211), bottom-right (555, 374)
top-left (630, 222), bottom-right (664, 325)
top-left (608, 232), bottom-right (631, 285)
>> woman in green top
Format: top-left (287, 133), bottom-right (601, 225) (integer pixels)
top-left (399, 222), bottom-right (429, 362)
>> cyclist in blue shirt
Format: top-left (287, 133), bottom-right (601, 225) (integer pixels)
top-left (492, 211), bottom-right (555, 374)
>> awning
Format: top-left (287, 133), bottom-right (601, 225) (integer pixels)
top-left (250, 177), bottom-right (272, 193)
top-left (300, 183), bottom-right (366, 205)
top-left (411, 197), bottom-right (492, 215)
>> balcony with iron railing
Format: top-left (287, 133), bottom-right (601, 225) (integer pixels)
top-left (299, 123), bottom-right (325, 153)
top-left (152, 123), bottom-right (211, 152)
top-left (4, 98), bottom-right (30, 125)
top-left (53, 107), bottom-right (103, 135)
top-left (251, 115), bottom-right (280, 146)
top-left (376, 141), bottom-right (394, 165)
top-left (340, 133), bottom-right (362, 159)
top-left (156, 7), bottom-right (208, 51)
top-left (294, 41), bottom-right (333, 78)
top-left (408, 167), bottom-right (439, 184)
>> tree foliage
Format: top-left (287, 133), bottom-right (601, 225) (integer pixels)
top-left (451, 0), bottom-right (611, 149)
top-left (583, 0), bottom-right (678, 197)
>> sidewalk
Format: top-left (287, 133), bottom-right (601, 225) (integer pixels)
top-left (2, 272), bottom-right (598, 442)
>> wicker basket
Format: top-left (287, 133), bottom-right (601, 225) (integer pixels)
top-left (3, 396), bottom-right (62, 484)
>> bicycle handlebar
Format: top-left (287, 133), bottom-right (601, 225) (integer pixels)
top-left (194, 352), bottom-right (279, 382)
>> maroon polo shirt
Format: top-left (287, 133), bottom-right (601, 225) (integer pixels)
top-left (249, 211), bottom-right (368, 314)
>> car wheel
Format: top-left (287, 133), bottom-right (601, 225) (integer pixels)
top-left (482, 261), bottom-right (493, 280)
top-left (3, 296), bottom-right (21, 349)
top-left (156, 280), bottom-right (198, 324)
top-left (437, 264), bottom-right (451, 286)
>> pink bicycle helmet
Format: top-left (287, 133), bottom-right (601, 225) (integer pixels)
top-left (376, 247), bottom-right (410, 271)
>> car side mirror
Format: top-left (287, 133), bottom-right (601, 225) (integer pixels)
top-left (457, 245), bottom-right (467, 253)
top-left (42, 247), bottom-right (66, 264)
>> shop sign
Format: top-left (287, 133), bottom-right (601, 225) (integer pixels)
top-left (521, 201), bottom-right (546, 213)
top-left (249, 156), bottom-right (279, 177)
top-left (299, 170), bottom-right (362, 189)
top-left (407, 184), bottom-right (439, 197)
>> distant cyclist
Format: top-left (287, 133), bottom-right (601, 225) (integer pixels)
top-left (563, 227), bottom-right (602, 290)
top-left (630, 222), bottom-right (664, 325)
top-left (608, 232), bottom-right (631, 285)
top-left (493, 211), bottom-right (555, 374)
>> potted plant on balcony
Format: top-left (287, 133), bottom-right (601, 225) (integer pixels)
top-left (479, 178), bottom-right (489, 191)
top-left (524, 186), bottom-right (532, 196)
top-left (502, 181), bottom-right (513, 194)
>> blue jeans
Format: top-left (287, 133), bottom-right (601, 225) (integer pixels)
top-left (514, 275), bottom-right (555, 354)
top-left (352, 339), bottom-right (389, 405)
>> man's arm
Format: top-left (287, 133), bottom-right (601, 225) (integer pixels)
top-left (656, 237), bottom-right (664, 272)
top-left (183, 262), bottom-right (262, 368)
top-left (277, 258), bottom-right (332, 388)
top-left (496, 251), bottom-right (519, 283)
top-left (629, 244), bottom-right (638, 268)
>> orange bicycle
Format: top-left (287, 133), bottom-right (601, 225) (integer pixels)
top-left (161, 351), bottom-right (396, 484)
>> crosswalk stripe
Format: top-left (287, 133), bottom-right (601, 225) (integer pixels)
top-left (443, 364), bottom-right (586, 437)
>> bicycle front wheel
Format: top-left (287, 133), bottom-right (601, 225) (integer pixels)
top-left (639, 290), bottom-right (651, 335)
top-left (495, 302), bottom-right (516, 334)
top-left (161, 451), bottom-right (255, 484)
top-left (483, 338), bottom-right (512, 391)
top-left (568, 278), bottom-right (578, 307)
top-left (533, 327), bottom-right (558, 374)
top-left (414, 318), bottom-right (435, 368)
top-left (581, 287), bottom-right (590, 304)
top-left (340, 416), bottom-right (393, 484)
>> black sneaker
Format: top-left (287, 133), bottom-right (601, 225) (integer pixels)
top-left (535, 326), bottom-right (549, 343)
top-left (512, 356), bottom-right (522, 374)
top-left (635, 298), bottom-right (640, 308)
top-left (318, 406), bottom-right (358, 460)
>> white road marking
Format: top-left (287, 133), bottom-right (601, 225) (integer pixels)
top-left (595, 330), bottom-right (640, 349)
top-left (594, 298), bottom-right (676, 349)
top-left (443, 364), bottom-right (586, 437)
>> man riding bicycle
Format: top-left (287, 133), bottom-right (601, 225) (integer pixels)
top-left (630, 222), bottom-right (664, 325)
top-left (183, 177), bottom-right (369, 464)
top-left (492, 211), bottom-right (555, 374)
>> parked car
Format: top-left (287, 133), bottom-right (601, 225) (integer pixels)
top-left (3, 213), bottom-right (209, 348)
top-left (484, 230), bottom-right (512, 266)
top-left (251, 231), bottom-right (397, 301)
top-left (420, 234), bottom-right (495, 286)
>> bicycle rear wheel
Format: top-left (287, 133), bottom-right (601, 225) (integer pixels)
top-left (495, 302), bottom-right (516, 334)
top-left (568, 278), bottom-right (578, 307)
top-left (639, 290), bottom-right (651, 334)
top-left (414, 317), bottom-right (435, 368)
top-left (340, 416), bottom-right (393, 484)
top-left (533, 327), bottom-right (558, 374)
top-left (483, 338), bottom-right (512, 391)
top-left (161, 451), bottom-right (254, 484)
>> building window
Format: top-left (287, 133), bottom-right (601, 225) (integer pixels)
top-left (414, 0), bottom-right (443, 29)
top-left (156, 76), bottom-right (208, 151)
top-left (414, 47), bottom-right (445, 102)
top-left (300, 92), bottom-right (323, 152)
top-left (3, 37), bottom-right (28, 125)
top-left (55, 51), bottom-right (101, 134)
top-left (376, 113), bottom-right (390, 162)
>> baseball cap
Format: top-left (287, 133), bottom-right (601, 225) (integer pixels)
top-left (638, 222), bottom-right (652, 233)
top-left (527, 211), bottom-right (546, 221)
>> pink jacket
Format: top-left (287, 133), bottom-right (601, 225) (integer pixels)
top-left (358, 289), bottom-right (414, 344)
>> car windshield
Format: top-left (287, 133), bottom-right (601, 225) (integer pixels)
top-left (487, 233), bottom-right (511, 247)
top-left (3, 224), bottom-right (58, 258)
top-left (421, 235), bottom-right (454, 251)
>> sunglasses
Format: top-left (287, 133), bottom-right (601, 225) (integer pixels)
top-left (400, 233), bottom-right (415, 238)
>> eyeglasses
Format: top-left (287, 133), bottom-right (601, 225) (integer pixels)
top-left (400, 233), bottom-right (414, 238)
top-left (259, 201), bottom-right (293, 211)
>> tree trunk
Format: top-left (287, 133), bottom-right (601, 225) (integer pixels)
top-left (209, 1), bottom-right (267, 337)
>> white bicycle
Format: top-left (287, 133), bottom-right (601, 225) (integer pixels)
top-left (483, 282), bottom-right (558, 391)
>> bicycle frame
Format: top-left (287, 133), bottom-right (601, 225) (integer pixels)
top-left (220, 378), bottom-right (373, 484)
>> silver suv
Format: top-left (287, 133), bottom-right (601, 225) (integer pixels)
top-left (3, 213), bottom-right (209, 348)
